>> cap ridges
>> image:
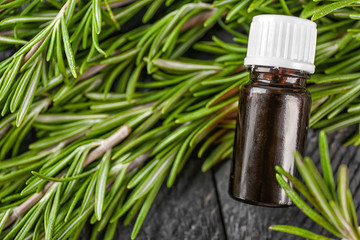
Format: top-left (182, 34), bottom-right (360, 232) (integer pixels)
top-left (244, 15), bottom-right (317, 73)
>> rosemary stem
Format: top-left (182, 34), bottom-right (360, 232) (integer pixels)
top-left (180, 9), bottom-right (217, 31)
top-left (4, 125), bottom-right (131, 229)
top-left (84, 125), bottom-right (131, 166)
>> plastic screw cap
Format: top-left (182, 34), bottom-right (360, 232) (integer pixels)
top-left (244, 14), bottom-right (317, 73)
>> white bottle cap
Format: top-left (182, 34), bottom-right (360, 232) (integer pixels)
top-left (244, 15), bottom-right (317, 73)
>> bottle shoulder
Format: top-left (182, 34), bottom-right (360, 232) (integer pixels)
top-left (243, 81), bottom-right (310, 95)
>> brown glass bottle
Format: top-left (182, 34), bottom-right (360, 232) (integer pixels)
top-left (229, 66), bottom-right (311, 207)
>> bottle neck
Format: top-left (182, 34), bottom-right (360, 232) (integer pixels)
top-left (250, 66), bottom-right (309, 88)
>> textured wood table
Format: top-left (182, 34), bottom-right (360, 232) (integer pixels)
top-left (77, 26), bottom-right (360, 240)
top-left (88, 127), bottom-right (359, 240)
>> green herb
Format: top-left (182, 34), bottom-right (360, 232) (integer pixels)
top-left (272, 131), bottom-right (360, 240)
top-left (0, 1), bottom-right (360, 239)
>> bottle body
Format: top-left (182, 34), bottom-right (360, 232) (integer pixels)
top-left (229, 66), bottom-right (311, 207)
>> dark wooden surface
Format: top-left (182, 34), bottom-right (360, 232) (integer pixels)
top-left (114, 25), bottom-right (360, 240)
top-left (2, 9), bottom-right (358, 239)
top-left (110, 127), bottom-right (360, 240)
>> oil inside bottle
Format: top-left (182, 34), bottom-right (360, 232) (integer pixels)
top-left (229, 66), bottom-right (311, 207)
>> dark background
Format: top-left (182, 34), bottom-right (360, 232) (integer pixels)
top-left (106, 17), bottom-right (360, 240)
top-left (7, 5), bottom-right (357, 239)
top-left (113, 128), bottom-right (360, 240)
top-left (76, 19), bottom-right (360, 240)
top-left (78, 127), bottom-right (360, 239)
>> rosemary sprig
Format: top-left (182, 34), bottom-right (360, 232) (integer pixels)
top-left (272, 131), bottom-right (360, 240)
top-left (0, 1), bottom-right (360, 239)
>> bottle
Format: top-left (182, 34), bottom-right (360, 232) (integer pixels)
top-left (229, 15), bottom-right (317, 207)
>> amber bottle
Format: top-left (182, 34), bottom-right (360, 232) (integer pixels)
top-left (229, 15), bottom-right (317, 207)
